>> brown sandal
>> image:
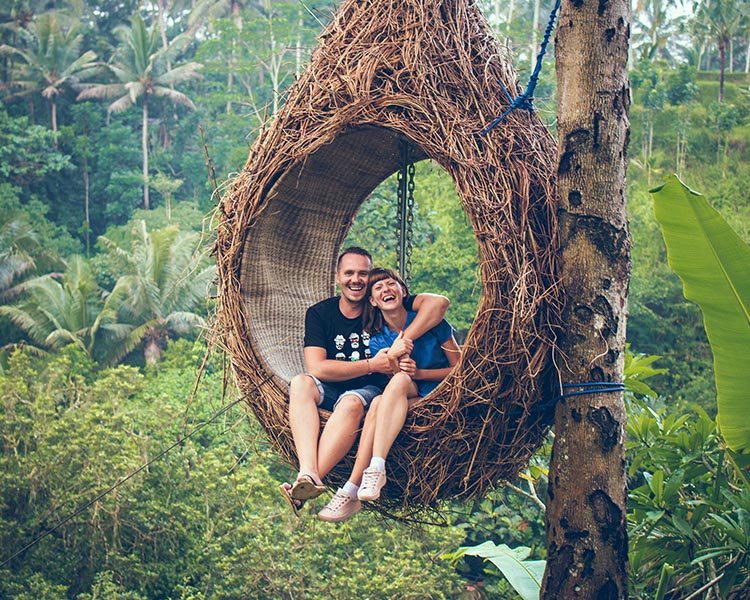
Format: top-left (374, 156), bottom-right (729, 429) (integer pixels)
top-left (278, 482), bottom-right (305, 517)
top-left (290, 474), bottom-right (326, 500)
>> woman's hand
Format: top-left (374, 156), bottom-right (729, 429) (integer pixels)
top-left (398, 356), bottom-right (417, 377)
top-left (388, 331), bottom-right (414, 359)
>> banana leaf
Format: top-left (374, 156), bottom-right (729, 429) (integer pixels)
top-left (650, 175), bottom-right (750, 451)
top-left (460, 541), bottom-right (545, 600)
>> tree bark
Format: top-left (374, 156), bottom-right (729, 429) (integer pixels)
top-left (542, 0), bottom-right (631, 596)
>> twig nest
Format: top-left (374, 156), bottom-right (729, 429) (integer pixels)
top-left (215, 0), bottom-right (561, 516)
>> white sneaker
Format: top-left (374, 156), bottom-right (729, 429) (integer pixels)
top-left (358, 468), bottom-right (387, 501)
top-left (317, 489), bottom-right (361, 522)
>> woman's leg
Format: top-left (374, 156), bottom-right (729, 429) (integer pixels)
top-left (348, 395), bottom-right (381, 486)
top-left (357, 373), bottom-right (417, 502)
top-left (372, 372), bottom-right (417, 460)
top-left (318, 395), bottom-right (380, 522)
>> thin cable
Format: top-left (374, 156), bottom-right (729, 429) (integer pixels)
top-left (297, 0), bottom-right (325, 28)
top-left (0, 390), bottom-right (255, 569)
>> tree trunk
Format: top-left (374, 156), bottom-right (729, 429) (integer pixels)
top-left (157, 0), bottom-right (171, 70)
top-left (144, 335), bottom-right (162, 367)
top-left (718, 39), bottom-right (726, 102)
top-left (227, 1), bottom-right (244, 114)
top-left (296, 9), bottom-right (304, 79)
top-left (142, 101), bottom-right (150, 210)
top-left (542, 0), bottom-right (631, 596)
top-left (51, 99), bottom-right (58, 149)
top-left (530, 0), bottom-right (541, 70)
top-left (83, 163), bottom-right (90, 256)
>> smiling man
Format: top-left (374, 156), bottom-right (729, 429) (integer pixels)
top-left (279, 247), bottom-right (449, 521)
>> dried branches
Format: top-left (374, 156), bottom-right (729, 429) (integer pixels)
top-left (214, 0), bottom-right (562, 517)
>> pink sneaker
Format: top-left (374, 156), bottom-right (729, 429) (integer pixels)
top-left (317, 489), bottom-right (361, 522)
top-left (358, 468), bottom-right (386, 501)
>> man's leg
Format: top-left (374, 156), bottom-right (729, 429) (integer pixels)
top-left (316, 393), bottom-right (367, 523)
top-left (288, 374), bottom-right (324, 485)
top-left (316, 394), bottom-right (365, 478)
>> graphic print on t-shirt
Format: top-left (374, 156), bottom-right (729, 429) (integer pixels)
top-left (333, 330), bottom-right (371, 360)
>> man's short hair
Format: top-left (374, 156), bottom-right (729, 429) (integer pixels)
top-left (337, 246), bottom-right (372, 269)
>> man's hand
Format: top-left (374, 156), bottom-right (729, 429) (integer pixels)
top-left (370, 348), bottom-right (394, 375)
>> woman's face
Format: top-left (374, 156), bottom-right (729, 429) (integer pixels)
top-left (369, 276), bottom-right (405, 310)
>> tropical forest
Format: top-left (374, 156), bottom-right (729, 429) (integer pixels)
top-left (1, 0), bottom-right (749, 598)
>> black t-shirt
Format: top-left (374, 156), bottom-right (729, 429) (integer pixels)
top-left (303, 295), bottom-right (415, 390)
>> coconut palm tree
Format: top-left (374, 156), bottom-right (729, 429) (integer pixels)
top-left (693, 0), bottom-right (747, 101)
top-left (99, 220), bottom-right (215, 366)
top-left (0, 255), bottom-right (130, 363)
top-left (0, 12), bottom-right (98, 146)
top-left (0, 215), bottom-right (40, 304)
top-left (76, 15), bottom-right (202, 210)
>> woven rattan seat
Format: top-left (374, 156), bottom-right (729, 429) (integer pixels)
top-left (215, 0), bottom-right (562, 515)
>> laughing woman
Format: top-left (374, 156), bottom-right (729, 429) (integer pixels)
top-left (317, 267), bottom-right (460, 521)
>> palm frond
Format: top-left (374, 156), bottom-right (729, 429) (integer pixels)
top-left (164, 311), bottom-right (206, 335)
top-left (156, 61), bottom-right (203, 86)
top-left (76, 82), bottom-right (127, 101)
top-left (152, 86), bottom-right (196, 109)
top-left (108, 93), bottom-right (136, 113)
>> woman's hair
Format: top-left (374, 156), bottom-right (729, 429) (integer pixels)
top-left (362, 267), bottom-right (410, 334)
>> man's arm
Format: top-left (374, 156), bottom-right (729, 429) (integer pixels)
top-left (401, 293), bottom-right (450, 342)
top-left (304, 346), bottom-right (391, 381)
top-left (413, 335), bottom-right (461, 381)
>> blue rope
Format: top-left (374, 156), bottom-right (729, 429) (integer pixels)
top-left (497, 382), bottom-right (625, 423)
top-left (559, 382), bottom-right (626, 399)
top-left (481, 0), bottom-right (562, 136)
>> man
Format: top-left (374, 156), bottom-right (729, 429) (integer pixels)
top-left (279, 247), bottom-right (449, 521)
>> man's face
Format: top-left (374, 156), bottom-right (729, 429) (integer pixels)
top-left (335, 253), bottom-right (372, 305)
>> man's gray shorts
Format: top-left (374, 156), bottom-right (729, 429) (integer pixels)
top-left (307, 375), bottom-right (381, 412)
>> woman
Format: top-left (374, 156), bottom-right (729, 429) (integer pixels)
top-left (318, 267), bottom-right (460, 521)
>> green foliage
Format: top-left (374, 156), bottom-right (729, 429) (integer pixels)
top-left (2, 2), bottom-right (750, 596)
top-left (0, 105), bottom-right (73, 186)
top-left (651, 175), bottom-right (750, 451)
top-left (0, 11), bottom-right (99, 135)
top-left (57, 103), bottom-right (143, 237)
top-left (0, 345), bottom-right (467, 599)
top-left (626, 399), bottom-right (750, 599)
top-left (626, 179), bottom-right (715, 411)
top-left (0, 255), bottom-right (124, 362)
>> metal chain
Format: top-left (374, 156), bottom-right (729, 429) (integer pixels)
top-left (405, 159), bottom-right (415, 287)
top-left (397, 161), bottom-right (405, 277)
top-left (397, 141), bottom-right (414, 287)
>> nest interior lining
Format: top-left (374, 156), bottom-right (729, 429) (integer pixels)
top-left (239, 127), bottom-right (427, 383)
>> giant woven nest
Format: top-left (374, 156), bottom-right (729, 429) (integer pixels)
top-left (215, 0), bottom-right (562, 515)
